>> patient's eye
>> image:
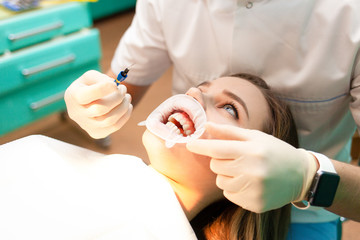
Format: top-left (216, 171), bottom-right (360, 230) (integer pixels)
top-left (223, 104), bottom-right (239, 119)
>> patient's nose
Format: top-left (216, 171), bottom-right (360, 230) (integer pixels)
top-left (185, 87), bottom-right (205, 110)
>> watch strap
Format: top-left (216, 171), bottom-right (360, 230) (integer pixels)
top-left (292, 151), bottom-right (337, 210)
top-left (309, 151), bottom-right (337, 173)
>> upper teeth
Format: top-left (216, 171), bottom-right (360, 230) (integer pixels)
top-left (166, 121), bottom-right (182, 135)
top-left (166, 112), bottom-right (193, 136)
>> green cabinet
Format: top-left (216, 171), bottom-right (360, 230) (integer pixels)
top-left (88, 0), bottom-right (136, 20)
top-left (0, 3), bottom-right (102, 136)
top-left (0, 3), bottom-right (91, 54)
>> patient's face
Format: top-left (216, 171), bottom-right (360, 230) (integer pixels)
top-left (142, 77), bottom-right (270, 197)
top-left (187, 78), bottom-right (269, 130)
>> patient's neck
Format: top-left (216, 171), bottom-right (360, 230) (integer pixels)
top-left (166, 178), bottom-right (221, 220)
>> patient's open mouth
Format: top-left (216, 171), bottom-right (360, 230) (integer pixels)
top-left (165, 111), bottom-right (195, 137)
top-left (139, 94), bottom-right (207, 148)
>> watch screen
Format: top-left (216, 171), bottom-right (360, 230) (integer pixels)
top-left (311, 171), bottom-right (340, 207)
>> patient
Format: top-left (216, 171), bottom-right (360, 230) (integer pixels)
top-left (0, 73), bottom-right (297, 240)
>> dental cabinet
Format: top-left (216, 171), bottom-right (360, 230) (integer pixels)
top-left (0, 3), bottom-right (102, 136)
top-left (88, 0), bottom-right (136, 20)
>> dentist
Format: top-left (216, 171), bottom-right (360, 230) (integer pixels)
top-left (65, 0), bottom-right (360, 239)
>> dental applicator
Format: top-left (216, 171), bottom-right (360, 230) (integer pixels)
top-left (114, 64), bottom-right (135, 86)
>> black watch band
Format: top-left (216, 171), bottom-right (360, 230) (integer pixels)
top-left (307, 152), bottom-right (340, 207)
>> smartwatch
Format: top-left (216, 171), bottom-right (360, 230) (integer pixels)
top-left (307, 152), bottom-right (340, 207)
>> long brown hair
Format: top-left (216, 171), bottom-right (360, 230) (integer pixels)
top-left (192, 73), bottom-right (297, 240)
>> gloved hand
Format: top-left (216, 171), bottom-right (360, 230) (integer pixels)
top-left (64, 70), bottom-right (133, 139)
top-left (186, 122), bottom-right (318, 213)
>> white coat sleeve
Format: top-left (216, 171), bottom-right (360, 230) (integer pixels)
top-left (350, 51), bottom-right (360, 133)
top-left (111, 0), bottom-right (172, 86)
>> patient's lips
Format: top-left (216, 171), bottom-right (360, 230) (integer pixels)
top-left (166, 111), bottom-right (196, 137)
top-left (138, 94), bottom-right (207, 148)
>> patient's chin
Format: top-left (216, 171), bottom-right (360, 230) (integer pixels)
top-left (143, 130), bottom-right (185, 151)
top-left (143, 130), bottom-right (215, 186)
top-left (142, 130), bottom-right (165, 152)
top-left (142, 130), bottom-right (189, 163)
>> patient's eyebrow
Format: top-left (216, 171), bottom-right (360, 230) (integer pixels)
top-left (196, 81), bottom-right (211, 88)
top-left (223, 90), bottom-right (249, 118)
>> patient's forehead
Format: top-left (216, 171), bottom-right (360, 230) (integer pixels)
top-left (199, 77), bottom-right (261, 90)
top-left (212, 76), bottom-right (257, 87)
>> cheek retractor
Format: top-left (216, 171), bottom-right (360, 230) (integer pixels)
top-left (138, 94), bottom-right (207, 148)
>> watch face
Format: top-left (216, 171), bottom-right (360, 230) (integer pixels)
top-left (310, 171), bottom-right (340, 207)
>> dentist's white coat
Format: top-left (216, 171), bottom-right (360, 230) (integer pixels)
top-left (111, 0), bottom-right (360, 223)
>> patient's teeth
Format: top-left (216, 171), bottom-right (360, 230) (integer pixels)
top-left (166, 121), bottom-right (181, 135)
top-left (183, 123), bottom-right (190, 131)
top-left (179, 118), bottom-right (186, 126)
top-left (166, 122), bottom-right (176, 130)
top-left (166, 111), bottom-right (195, 137)
top-left (185, 129), bottom-right (192, 135)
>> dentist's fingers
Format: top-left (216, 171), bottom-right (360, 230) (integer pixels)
top-left (93, 94), bottom-right (132, 127)
top-left (186, 139), bottom-right (250, 159)
top-left (77, 93), bottom-right (131, 127)
top-left (84, 86), bottom-right (128, 118)
top-left (75, 81), bottom-right (125, 105)
top-left (65, 70), bottom-right (134, 139)
top-left (75, 82), bottom-right (116, 105)
top-left (223, 190), bottom-right (264, 213)
top-left (204, 122), bottom-right (261, 141)
top-left (215, 174), bottom-right (248, 193)
top-left (81, 69), bottom-right (113, 85)
top-left (210, 156), bottom-right (266, 182)
top-left (214, 165), bottom-right (267, 213)
top-left (109, 103), bottom-right (133, 132)
top-left (86, 103), bottom-right (133, 139)
top-left (65, 71), bottom-right (117, 106)
top-left (210, 158), bottom-right (243, 177)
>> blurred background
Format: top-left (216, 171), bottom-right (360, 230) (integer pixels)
top-left (0, 0), bottom-right (171, 162)
top-left (0, 1), bottom-right (359, 239)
